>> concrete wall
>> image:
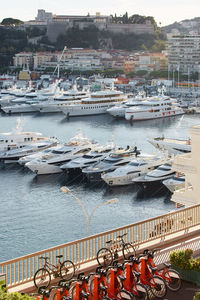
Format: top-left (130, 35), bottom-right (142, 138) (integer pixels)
top-left (47, 23), bottom-right (69, 43)
top-left (107, 23), bottom-right (154, 35)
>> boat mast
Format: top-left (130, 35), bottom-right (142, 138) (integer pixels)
top-left (53, 46), bottom-right (67, 78)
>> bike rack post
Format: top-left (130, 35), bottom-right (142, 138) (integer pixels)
top-left (75, 282), bottom-right (81, 300)
top-left (124, 263), bottom-right (132, 290)
top-left (56, 289), bottom-right (61, 300)
top-left (108, 269), bottom-right (116, 298)
top-left (93, 275), bottom-right (99, 300)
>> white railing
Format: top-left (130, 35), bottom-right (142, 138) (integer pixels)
top-left (1, 204), bottom-right (200, 289)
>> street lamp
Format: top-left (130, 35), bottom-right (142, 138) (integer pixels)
top-left (60, 186), bottom-right (119, 236)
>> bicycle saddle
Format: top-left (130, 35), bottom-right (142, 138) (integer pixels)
top-left (56, 255), bottom-right (63, 258)
top-left (58, 279), bottom-right (70, 289)
top-left (118, 275), bottom-right (126, 281)
top-left (38, 286), bottom-right (47, 295)
top-left (150, 265), bottom-right (158, 273)
top-left (63, 297), bottom-right (72, 300)
top-left (164, 263), bottom-right (171, 268)
top-left (81, 291), bottom-right (90, 299)
top-left (100, 285), bottom-right (107, 292)
top-left (106, 240), bottom-right (112, 244)
top-left (133, 271), bottom-right (141, 280)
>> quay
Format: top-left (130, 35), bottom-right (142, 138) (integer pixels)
top-left (1, 203), bottom-right (200, 295)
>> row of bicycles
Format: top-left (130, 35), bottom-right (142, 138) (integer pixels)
top-left (34, 245), bottom-right (182, 300)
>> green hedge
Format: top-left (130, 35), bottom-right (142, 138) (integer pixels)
top-left (170, 249), bottom-right (200, 271)
top-left (0, 287), bottom-right (36, 299)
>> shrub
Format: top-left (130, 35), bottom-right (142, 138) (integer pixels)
top-left (169, 248), bottom-right (193, 270)
top-left (0, 287), bottom-right (36, 299)
top-left (194, 291), bottom-right (200, 300)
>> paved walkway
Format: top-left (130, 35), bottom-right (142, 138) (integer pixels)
top-left (166, 280), bottom-right (199, 300)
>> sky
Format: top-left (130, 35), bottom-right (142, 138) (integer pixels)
top-left (0, 0), bottom-right (199, 26)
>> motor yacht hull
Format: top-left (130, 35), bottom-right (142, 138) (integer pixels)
top-left (162, 177), bottom-right (185, 193)
top-left (26, 161), bottom-right (63, 175)
top-left (2, 105), bottom-right (37, 114)
top-left (125, 108), bottom-right (184, 121)
top-left (102, 171), bottom-right (146, 186)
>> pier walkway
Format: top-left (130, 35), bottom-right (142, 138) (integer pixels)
top-left (1, 204), bottom-right (200, 295)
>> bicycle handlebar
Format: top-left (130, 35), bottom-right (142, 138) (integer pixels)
top-left (117, 233), bottom-right (127, 239)
top-left (39, 256), bottom-right (49, 260)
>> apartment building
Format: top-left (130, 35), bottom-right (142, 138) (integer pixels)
top-left (168, 35), bottom-right (200, 74)
top-left (172, 125), bottom-right (200, 207)
top-left (133, 53), bottom-right (168, 72)
top-left (13, 52), bottom-right (34, 69)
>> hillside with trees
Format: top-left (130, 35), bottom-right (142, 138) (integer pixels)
top-left (0, 13), bottom-right (167, 71)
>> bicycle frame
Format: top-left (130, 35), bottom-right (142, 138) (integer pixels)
top-left (43, 259), bottom-right (62, 275)
top-left (139, 257), bottom-right (158, 288)
top-left (146, 253), bottom-right (178, 285)
top-left (107, 268), bottom-right (123, 298)
top-left (74, 279), bottom-right (91, 300)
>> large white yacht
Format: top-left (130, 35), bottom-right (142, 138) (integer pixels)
top-left (133, 162), bottom-right (175, 188)
top-left (101, 154), bottom-right (168, 186)
top-left (163, 175), bottom-right (185, 193)
top-left (125, 96), bottom-right (184, 121)
top-left (25, 132), bottom-right (97, 175)
top-left (82, 146), bottom-right (140, 181)
top-left (31, 90), bottom-right (89, 113)
top-left (61, 90), bottom-right (127, 117)
top-left (148, 136), bottom-right (191, 155)
top-left (60, 143), bottom-right (115, 172)
top-left (106, 96), bottom-right (146, 118)
top-left (0, 140), bottom-right (57, 163)
top-left (0, 119), bottom-right (57, 153)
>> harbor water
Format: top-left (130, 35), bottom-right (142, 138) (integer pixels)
top-left (0, 112), bottom-right (200, 262)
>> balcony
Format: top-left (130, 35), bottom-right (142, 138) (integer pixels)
top-left (172, 187), bottom-right (198, 207)
top-left (173, 153), bottom-right (197, 174)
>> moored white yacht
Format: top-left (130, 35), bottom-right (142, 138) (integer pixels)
top-left (62, 90), bottom-right (127, 117)
top-left (0, 118), bottom-right (57, 153)
top-left (133, 162), bottom-right (175, 188)
top-left (25, 132), bottom-right (97, 175)
top-left (60, 143), bottom-right (115, 172)
top-left (0, 140), bottom-right (57, 163)
top-left (82, 146), bottom-right (140, 181)
top-left (125, 96), bottom-right (184, 121)
top-left (163, 175), bottom-right (185, 193)
top-left (18, 145), bottom-right (61, 165)
top-left (148, 136), bottom-right (191, 155)
top-left (31, 90), bottom-right (89, 113)
top-left (101, 153), bottom-right (168, 186)
top-left (106, 96), bottom-right (146, 118)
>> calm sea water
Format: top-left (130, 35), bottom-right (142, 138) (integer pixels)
top-left (0, 112), bottom-right (200, 262)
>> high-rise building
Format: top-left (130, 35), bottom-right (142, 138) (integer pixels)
top-left (168, 35), bottom-right (200, 74)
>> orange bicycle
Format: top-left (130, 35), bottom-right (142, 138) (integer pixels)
top-left (143, 249), bottom-right (182, 292)
top-left (34, 255), bottom-right (75, 289)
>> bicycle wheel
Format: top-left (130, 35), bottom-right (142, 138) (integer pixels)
top-left (60, 260), bottom-right (75, 280)
top-left (122, 243), bottom-right (136, 260)
top-left (97, 248), bottom-right (113, 267)
top-left (133, 283), bottom-right (149, 300)
top-left (150, 275), bottom-right (167, 299)
top-left (116, 289), bottom-right (135, 300)
top-left (34, 268), bottom-right (51, 289)
top-left (163, 268), bottom-right (182, 291)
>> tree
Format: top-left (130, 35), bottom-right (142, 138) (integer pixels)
top-left (1, 18), bottom-right (23, 26)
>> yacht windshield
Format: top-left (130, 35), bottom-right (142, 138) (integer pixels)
top-left (157, 164), bottom-right (171, 171)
